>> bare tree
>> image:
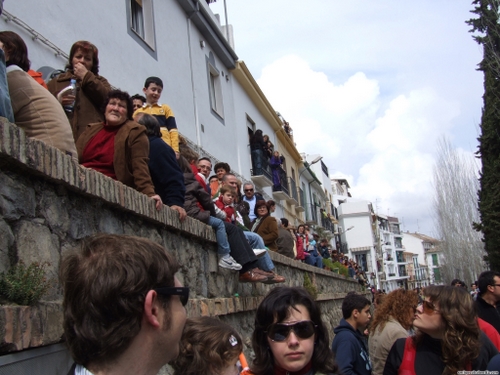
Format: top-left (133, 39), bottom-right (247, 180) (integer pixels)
top-left (433, 136), bottom-right (486, 285)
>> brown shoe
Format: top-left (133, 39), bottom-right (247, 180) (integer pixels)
top-left (262, 272), bottom-right (286, 284)
top-left (239, 269), bottom-right (269, 283)
top-left (253, 268), bottom-right (274, 278)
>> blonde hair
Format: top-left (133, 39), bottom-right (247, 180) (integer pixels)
top-left (171, 317), bottom-right (243, 375)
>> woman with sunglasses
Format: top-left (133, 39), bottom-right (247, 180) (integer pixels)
top-left (384, 285), bottom-right (498, 375)
top-left (369, 289), bottom-right (419, 375)
top-left (250, 286), bottom-right (338, 375)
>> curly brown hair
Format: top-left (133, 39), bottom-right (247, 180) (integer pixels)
top-left (415, 285), bottom-right (480, 375)
top-left (371, 289), bottom-right (418, 333)
top-left (170, 316), bottom-right (243, 375)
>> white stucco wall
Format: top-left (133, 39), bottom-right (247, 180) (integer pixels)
top-left (402, 233), bottom-right (427, 265)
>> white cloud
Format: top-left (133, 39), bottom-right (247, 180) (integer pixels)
top-left (256, 54), bottom-right (461, 234)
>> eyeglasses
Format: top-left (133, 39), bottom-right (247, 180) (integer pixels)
top-left (266, 320), bottom-right (317, 342)
top-left (418, 300), bottom-right (439, 314)
top-left (244, 189), bottom-right (254, 192)
top-left (154, 287), bottom-right (190, 306)
top-left (199, 166), bottom-right (212, 171)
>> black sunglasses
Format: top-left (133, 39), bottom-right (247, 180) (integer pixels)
top-left (244, 189), bottom-right (254, 192)
top-left (266, 320), bottom-right (317, 342)
top-left (154, 287), bottom-right (190, 306)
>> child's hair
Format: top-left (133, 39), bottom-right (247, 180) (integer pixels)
top-left (171, 316), bottom-right (243, 375)
top-left (179, 144), bottom-right (200, 164)
top-left (220, 185), bottom-right (236, 197)
top-left (144, 76), bottom-right (163, 89)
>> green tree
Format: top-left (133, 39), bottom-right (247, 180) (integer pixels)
top-left (468, 0), bottom-right (500, 270)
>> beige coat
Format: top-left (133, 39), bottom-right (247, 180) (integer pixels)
top-left (7, 66), bottom-right (77, 157)
top-left (368, 317), bottom-right (409, 375)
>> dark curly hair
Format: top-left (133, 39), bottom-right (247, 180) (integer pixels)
top-left (102, 90), bottom-right (134, 121)
top-left (415, 285), bottom-right (480, 375)
top-left (251, 287), bottom-right (337, 375)
top-left (170, 317), bottom-right (243, 375)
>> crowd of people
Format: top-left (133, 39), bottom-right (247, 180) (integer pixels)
top-left (60, 233), bottom-right (500, 375)
top-left (1, 33), bottom-right (374, 286)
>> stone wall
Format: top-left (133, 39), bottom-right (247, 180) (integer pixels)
top-left (0, 118), bottom-right (364, 371)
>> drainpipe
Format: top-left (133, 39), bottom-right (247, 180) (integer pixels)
top-left (187, 1), bottom-right (201, 149)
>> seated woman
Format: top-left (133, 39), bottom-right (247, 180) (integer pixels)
top-left (384, 285), bottom-right (498, 375)
top-left (76, 90), bottom-right (161, 209)
top-left (250, 286), bottom-right (338, 375)
top-left (210, 161), bottom-right (230, 199)
top-left (0, 31), bottom-right (77, 157)
top-left (170, 316), bottom-right (243, 375)
top-left (369, 289), bottom-right (418, 375)
top-left (251, 200), bottom-right (278, 252)
top-left (48, 40), bottom-right (111, 141)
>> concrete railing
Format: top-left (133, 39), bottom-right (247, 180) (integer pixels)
top-left (0, 118), bottom-right (363, 373)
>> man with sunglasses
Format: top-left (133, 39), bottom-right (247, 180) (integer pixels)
top-left (242, 182), bottom-right (263, 221)
top-left (332, 292), bottom-right (372, 375)
top-left (476, 270), bottom-right (500, 334)
top-left (61, 234), bottom-right (188, 375)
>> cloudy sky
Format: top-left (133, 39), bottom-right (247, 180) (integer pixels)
top-left (209, 1), bottom-right (483, 236)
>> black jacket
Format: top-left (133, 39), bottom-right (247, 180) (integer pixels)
top-left (476, 296), bottom-right (500, 334)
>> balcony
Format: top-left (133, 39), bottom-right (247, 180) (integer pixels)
top-left (295, 187), bottom-right (305, 212)
top-left (272, 167), bottom-right (290, 201)
top-left (250, 150), bottom-right (273, 188)
top-left (286, 177), bottom-right (299, 205)
top-left (396, 251), bottom-right (405, 263)
top-left (305, 203), bottom-right (319, 226)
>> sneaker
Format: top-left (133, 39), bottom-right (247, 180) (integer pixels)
top-left (253, 249), bottom-right (267, 257)
top-left (218, 255), bottom-right (242, 271)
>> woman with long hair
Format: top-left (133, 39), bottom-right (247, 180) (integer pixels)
top-left (250, 286), bottom-right (338, 375)
top-left (384, 285), bottom-right (498, 375)
top-left (369, 289), bottom-right (418, 375)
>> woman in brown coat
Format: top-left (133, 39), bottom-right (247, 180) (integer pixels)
top-left (48, 41), bottom-right (111, 142)
top-left (76, 90), bottom-right (161, 209)
top-left (251, 200), bottom-right (278, 252)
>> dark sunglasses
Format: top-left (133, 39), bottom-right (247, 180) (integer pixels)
top-left (418, 300), bottom-right (439, 314)
top-left (244, 189), bottom-right (254, 192)
top-left (266, 320), bottom-right (317, 342)
top-left (154, 286), bottom-right (190, 306)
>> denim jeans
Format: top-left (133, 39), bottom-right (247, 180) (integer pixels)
top-left (0, 49), bottom-right (14, 123)
top-left (305, 250), bottom-right (323, 269)
top-left (207, 216), bottom-right (230, 256)
top-left (243, 231), bottom-right (275, 272)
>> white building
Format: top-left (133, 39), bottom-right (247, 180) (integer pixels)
top-left (337, 200), bottom-right (378, 286)
top-left (403, 232), bottom-right (432, 288)
top-left (376, 215), bottom-right (410, 292)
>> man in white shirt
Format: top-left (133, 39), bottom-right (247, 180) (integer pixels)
top-left (62, 234), bottom-right (188, 375)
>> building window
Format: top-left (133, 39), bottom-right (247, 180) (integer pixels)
top-left (321, 160), bottom-right (329, 176)
top-left (434, 267), bottom-right (441, 282)
top-left (432, 253), bottom-right (439, 266)
top-left (206, 53), bottom-right (224, 121)
top-left (127, 0), bottom-right (157, 56)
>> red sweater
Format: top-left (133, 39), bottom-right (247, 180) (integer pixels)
top-left (215, 196), bottom-right (236, 223)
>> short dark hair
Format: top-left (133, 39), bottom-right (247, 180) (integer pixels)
top-left (131, 94), bottom-right (146, 104)
top-left (478, 271), bottom-right (500, 296)
top-left (251, 287), bottom-right (337, 375)
top-left (280, 218), bottom-right (289, 227)
top-left (209, 175), bottom-right (218, 183)
top-left (197, 157), bottom-right (212, 164)
top-left (341, 292), bottom-right (371, 319)
top-left (214, 162), bottom-right (230, 173)
top-left (451, 279), bottom-right (466, 288)
top-left (103, 90), bottom-right (134, 121)
top-left (67, 41), bottom-right (100, 75)
top-left (61, 234), bottom-right (179, 367)
top-left (136, 113), bottom-right (161, 137)
top-left (0, 31), bottom-right (30, 71)
top-left (145, 76), bottom-right (163, 89)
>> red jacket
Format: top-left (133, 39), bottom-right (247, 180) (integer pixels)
top-left (215, 195), bottom-right (236, 223)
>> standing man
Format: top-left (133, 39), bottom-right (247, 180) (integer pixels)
top-left (476, 271), bottom-right (500, 333)
top-left (332, 293), bottom-right (372, 375)
top-left (61, 234), bottom-right (188, 375)
top-left (242, 182), bottom-right (263, 222)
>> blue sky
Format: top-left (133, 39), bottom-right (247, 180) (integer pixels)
top-left (209, 1), bottom-right (483, 235)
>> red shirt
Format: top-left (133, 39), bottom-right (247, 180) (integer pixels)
top-left (82, 124), bottom-right (120, 179)
top-left (215, 195), bottom-right (236, 223)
